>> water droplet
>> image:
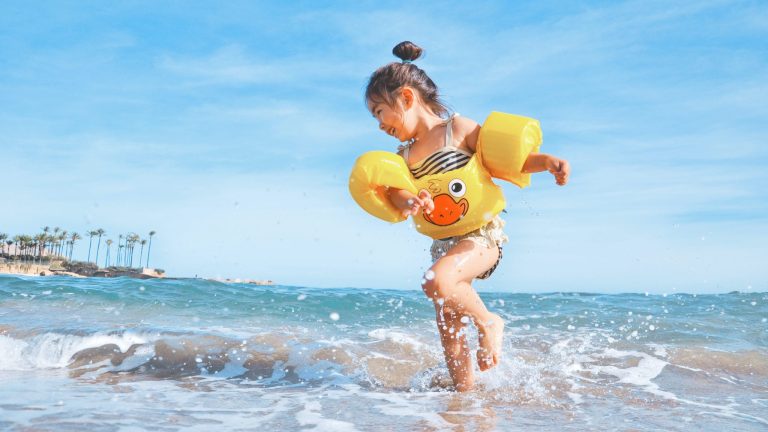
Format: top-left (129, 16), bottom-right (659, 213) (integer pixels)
top-left (460, 316), bottom-right (470, 324)
top-left (139, 286), bottom-right (145, 291)
top-left (297, 294), bottom-right (307, 301)
top-left (567, 325), bottom-right (575, 330)
top-left (424, 270), bottom-right (435, 281)
top-left (649, 325), bottom-right (656, 331)
top-left (329, 312), bottom-right (340, 321)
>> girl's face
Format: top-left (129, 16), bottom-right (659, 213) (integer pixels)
top-left (367, 89), bottom-right (415, 143)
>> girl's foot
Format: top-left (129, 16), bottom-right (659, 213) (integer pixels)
top-left (476, 313), bottom-right (504, 371)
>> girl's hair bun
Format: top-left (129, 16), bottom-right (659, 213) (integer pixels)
top-left (392, 41), bottom-right (423, 62)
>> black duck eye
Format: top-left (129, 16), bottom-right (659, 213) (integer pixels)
top-left (448, 179), bottom-right (466, 197)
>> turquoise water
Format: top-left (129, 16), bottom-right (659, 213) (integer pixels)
top-left (1, 275), bottom-right (766, 430)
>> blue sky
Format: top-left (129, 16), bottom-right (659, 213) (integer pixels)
top-left (1, 0), bottom-right (766, 293)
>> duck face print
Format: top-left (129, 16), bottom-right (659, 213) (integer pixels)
top-left (423, 179), bottom-right (469, 226)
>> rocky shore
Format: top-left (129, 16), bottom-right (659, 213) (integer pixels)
top-left (0, 261), bottom-right (164, 279)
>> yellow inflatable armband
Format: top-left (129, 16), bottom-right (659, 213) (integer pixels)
top-left (348, 151), bottom-right (418, 223)
top-left (477, 111), bottom-right (542, 188)
top-left (349, 112), bottom-right (542, 239)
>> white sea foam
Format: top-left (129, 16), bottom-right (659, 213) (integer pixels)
top-left (588, 348), bottom-right (675, 399)
top-left (295, 400), bottom-right (359, 431)
top-left (0, 332), bottom-right (154, 371)
top-left (367, 328), bottom-right (427, 350)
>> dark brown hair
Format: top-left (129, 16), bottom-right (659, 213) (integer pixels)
top-left (365, 41), bottom-right (450, 118)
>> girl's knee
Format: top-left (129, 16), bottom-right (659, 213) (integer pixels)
top-left (421, 270), bottom-right (458, 304)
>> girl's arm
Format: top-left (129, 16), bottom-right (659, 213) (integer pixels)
top-left (388, 188), bottom-right (434, 217)
top-left (454, 117), bottom-right (569, 186)
top-left (522, 153), bottom-right (570, 186)
top-left (392, 148), bottom-right (435, 217)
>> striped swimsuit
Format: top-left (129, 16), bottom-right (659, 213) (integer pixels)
top-left (400, 114), bottom-right (505, 280)
top-left (401, 114), bottom-right (473, 179)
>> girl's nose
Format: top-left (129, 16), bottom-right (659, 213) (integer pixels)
top-left (379, 122), bottom-right (386, 131)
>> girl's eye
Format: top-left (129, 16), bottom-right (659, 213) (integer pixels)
top-left (448, 179), bottom-right (466, 197)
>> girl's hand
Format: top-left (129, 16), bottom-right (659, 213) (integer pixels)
top-left (390, 188), bottom-right (434, 218)
top-left (546, 157), bottom-right (570, 186)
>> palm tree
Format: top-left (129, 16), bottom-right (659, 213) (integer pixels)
top-left (87, 231), bottom-right (97, 263)
top-left (123, 235), bottom-right (130, 267)
top-left (127, 233), bottom-right (140, 267)
top-left (94, 228), bottom-right (106, 267)
top-left (116, 234), bottom-right (124, 266)
top-left (17, 235), bottom-right (24, 261)
top-left (0, 233), bottom-right (7, 257)
top-left (45, 234), bottom-right (55, 261)
top-left (49, 236), bottom-right (57, 260)
top-left (22, 235), bottom-right (33, 262)
top-left (17, 235), bottom-right (26, 261)
top-left (69, 232), bottom-right (81, 261)
top-left (138, 239), bottom-right (147, 268)
top-left (146, 230), bottom-right (156, 268)
top-left (58, 230), bottom-right (67, 257)
top-left (12, 235), bottom-right (21, 259)
top-left (34, 233), bottom-right (47, 264)
top-left (105, 239), bottom-right (113, 267)
top-left (5, 240), bottom-right (13, 258)
top-left (124, 234), bottom-right (131, 267)
top-left (125, 234), bottom-right (132, 267)
top-left (117, 244), bottom-right (124, 267)
top-left (52, 227), bottom-right (60, 255)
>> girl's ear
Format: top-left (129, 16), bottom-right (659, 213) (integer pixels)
top-left (400, 87), bottom-right (415, 109)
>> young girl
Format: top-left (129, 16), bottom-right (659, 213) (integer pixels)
top-left (363, 41), bottom-right (570, 392)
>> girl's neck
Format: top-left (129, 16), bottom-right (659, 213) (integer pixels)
top-left (409, 108), bottom-right (446, 144)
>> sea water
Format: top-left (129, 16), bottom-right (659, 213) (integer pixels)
top-left (0, 275), bottom-right (766, 431)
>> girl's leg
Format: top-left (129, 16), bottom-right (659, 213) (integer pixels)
top-left (434, 302), bottom-right (473, 391)
top-left (423, 240), bottom-right (505, 390)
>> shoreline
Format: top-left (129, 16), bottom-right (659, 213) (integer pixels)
top-left (0, 262), bottom-right (164, 279)
top-left (0, 264), bottom-right (273, 285)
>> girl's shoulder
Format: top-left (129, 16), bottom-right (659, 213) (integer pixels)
top-left (452, 115), bottom-right (481, 152)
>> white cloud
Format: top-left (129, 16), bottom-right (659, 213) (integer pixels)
top-left (157, 44), bottom-right (363, 88)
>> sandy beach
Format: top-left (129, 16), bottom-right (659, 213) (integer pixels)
top-left (0, 262), bottom-right (63, 277)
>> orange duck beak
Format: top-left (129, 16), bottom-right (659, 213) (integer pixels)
top-left (423, 194), bottom-right (469, 226)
